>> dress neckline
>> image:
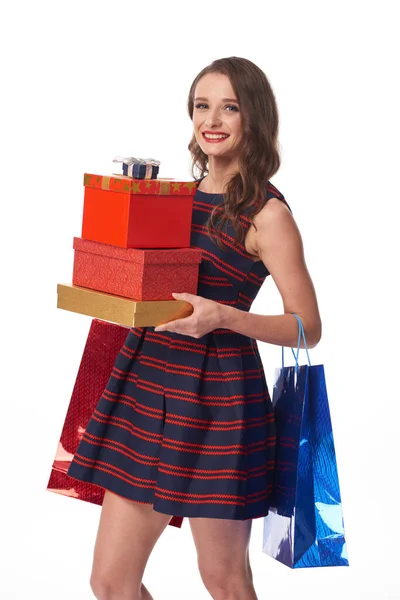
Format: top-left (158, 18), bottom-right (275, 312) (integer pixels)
top-left (195, 188), bottom-right (223, 197)
top-left (195, 176), bottom-right (224, 196)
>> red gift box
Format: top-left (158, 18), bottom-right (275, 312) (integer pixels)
top-left (46, 318), bottom-right (183, 529)
top-left (72, 237), bottom-right (202, 300)
top-left (82, 173), bottom-right (197, 248)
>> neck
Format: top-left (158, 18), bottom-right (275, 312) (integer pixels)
top-left (202, 156), bottom-right (239, 193)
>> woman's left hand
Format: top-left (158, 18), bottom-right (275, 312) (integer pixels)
top-left (154, 292), bottom-right (225, 338)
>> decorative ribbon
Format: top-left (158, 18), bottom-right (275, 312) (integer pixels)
top-left (101, 176), bottom-right (111, 191)
top-left (113, 156), bottom-right (161, 167)
top-left (159, 181), bottom-right (171, 195)
top-left (113, 155), bottom-right (161, 180)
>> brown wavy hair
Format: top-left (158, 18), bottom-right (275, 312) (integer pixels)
top-left (187, 56), bottom-right (281, 251)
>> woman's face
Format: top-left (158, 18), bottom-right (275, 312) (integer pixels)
top-left (192, 73), bottom-right (243, 160)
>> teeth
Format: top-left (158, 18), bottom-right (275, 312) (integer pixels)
top-left (204, 133), bottom-right (229, 139)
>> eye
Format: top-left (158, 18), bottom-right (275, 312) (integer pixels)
top-left (194, 103), bottom-right (239, 112)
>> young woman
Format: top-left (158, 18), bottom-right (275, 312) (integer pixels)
top-left (67, 56), bottom-right (322, 600)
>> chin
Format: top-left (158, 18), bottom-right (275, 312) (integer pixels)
top-left (202, 146), bottom-right (232, 156)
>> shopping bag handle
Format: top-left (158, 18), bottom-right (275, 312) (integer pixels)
top-left (281, 313), bottom-right (311, 372)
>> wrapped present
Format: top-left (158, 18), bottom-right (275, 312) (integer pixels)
top-left (46, 318), bottom-right (183, 529)
top-left (72, 238), bottom-right (202, 301)
top-left (125, 163), bottom-right (159, 179)
top-left (113, 156), bottom-right (160, 179)
top-left (82, 173), bottom-right (196, 248)
top-left (57, 283), bottom-right (194, 327)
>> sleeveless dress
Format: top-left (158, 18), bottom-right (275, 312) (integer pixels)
top-left (67, 178), bottom-right (291, 522)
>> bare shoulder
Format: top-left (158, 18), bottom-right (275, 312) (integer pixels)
top-left (251, 197), bottom-right (299, 253)
top-left (254, 196), bottom-right (293, 220)
top-left (251, 196), bottom-right (322, 346)
top-left (252, 195), bottom-right (304, 271)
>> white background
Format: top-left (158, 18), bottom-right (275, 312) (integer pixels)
top-left (1, 0), bottom-right (399, 598)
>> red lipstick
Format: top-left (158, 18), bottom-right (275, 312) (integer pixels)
top-left (202, 131), bottom-right (230, 143)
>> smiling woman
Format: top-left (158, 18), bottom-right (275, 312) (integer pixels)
top-left (193, 88), bottom-right (241, 151)
top-left (67, 56), bottom-right (322, 600)
top-left (191, 75), bottom-right (244, 189)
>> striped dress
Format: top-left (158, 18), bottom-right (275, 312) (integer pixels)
top-left (67, 179), bottom-right (291, 524)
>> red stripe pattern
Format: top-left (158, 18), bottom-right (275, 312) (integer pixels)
top-left (67, 180), bottom-right (290, 522)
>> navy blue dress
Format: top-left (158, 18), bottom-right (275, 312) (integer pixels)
top-left (67, 179), bottom-right (291, 523)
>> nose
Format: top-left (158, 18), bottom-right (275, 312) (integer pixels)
top-left (204, 107), bottom-right (222, 128)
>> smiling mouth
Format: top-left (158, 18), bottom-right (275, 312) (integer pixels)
top-left (202, 132), bottom-right (230, 141)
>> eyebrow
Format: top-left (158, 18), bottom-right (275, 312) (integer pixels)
top-left (194, 96), bottom-right (239, 103)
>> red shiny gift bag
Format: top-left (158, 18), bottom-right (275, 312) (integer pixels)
top-left (46, 318), bottom-right (183, 529)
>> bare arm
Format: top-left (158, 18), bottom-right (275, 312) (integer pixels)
top-left (220, 198), bottom-right (322, 348)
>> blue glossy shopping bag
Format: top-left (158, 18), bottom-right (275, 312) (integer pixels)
top-left (263, 314), bottom-right (349, 568)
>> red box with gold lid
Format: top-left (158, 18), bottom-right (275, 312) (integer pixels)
top-left (81, 173), bottom-right (197, 249)
top-left (72, 237), bottom-right (202, 301)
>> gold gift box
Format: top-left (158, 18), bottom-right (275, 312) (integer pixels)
top-left (57, 283), bottom-right (193, 327)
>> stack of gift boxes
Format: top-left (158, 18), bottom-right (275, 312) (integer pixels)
top-left (57, 168), bottom-right (202, 327)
